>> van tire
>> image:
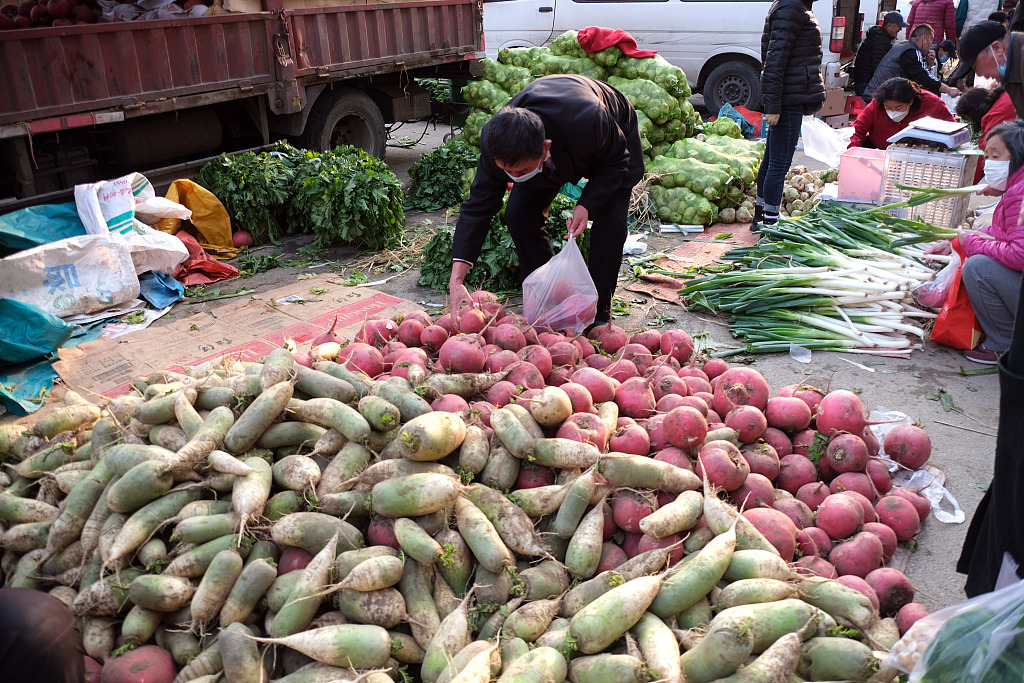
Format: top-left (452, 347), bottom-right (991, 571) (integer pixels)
top-left (300, 88), bottom-right (387, 159)
top-left (702, 62), bottom-right (761, 111)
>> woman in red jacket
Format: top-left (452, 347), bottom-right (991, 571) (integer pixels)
top-left (848, 77), bottom-right (956, 150)
top-left (957, 86), bottom-right (1017, 183)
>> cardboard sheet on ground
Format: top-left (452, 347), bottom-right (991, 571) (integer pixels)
top-left (626, 223), bottom-right (761, 304)
top-left (53, 282), bottom-right (421, 398)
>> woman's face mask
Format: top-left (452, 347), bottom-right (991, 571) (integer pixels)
top-left (939, 54), bottom-right (949, 64)
top-left (886, 108), bottom-right (910, 122)
top-left (983, 159), bottom-right (1011, 190)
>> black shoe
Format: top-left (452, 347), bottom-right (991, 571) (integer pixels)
top-left (584, 319), bottom-right (608, 336)
top-left (749, 205), bottom-right (764, 233)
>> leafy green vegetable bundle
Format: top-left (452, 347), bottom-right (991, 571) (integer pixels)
top-left (196, 150), bottom-right (297, 244)
top-left (406, 140), bottom-right (481, 212)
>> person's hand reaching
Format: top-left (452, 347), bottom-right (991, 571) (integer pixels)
top-left (566, 204), bottom-right (590, 238)
top-left (449, 261), bottom-right (475, 332)
top-left (765, 113), bottom-right (780, 127)
top-left (923, 239), bottom-right (952, 259)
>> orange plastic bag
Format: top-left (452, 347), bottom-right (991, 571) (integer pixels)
top-left (155, 180), bottom-right (237, 260)
top-left (930, 238), bottom-right (984, 350)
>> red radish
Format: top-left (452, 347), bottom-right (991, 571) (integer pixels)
top-left (838, 575), bottom-right (881, 612)
top-left (637, 533), bottom-right (684, 564)
top-left (383, 341), bottom-right (410, 359)
top-left (883, 425), bottom-right (932, 469)
top-left (570, 367), bottom-right (617, 403)
top-left (486, 381), bottom-right (519, 407)
top-left (765, 396), bottom-right (812, 431)
top-left (420, 325), bottom-right (449, 352)
top-left (547, 365), bottom-right (572, 386)
top-left (620, 532), bottom-right (643, 558)
top-left (29, 3), bottom-right (49, 23)
top-left (439, 336), bottom-right (486, 374)
top-left (611, 490), bottom-right (657, 532)
top-left (652, 375), bottom-right (689, 401)
top-left (713, 367), bottom-right (770, 416)
top-left (471, 290), bottom-right (499, 304)
top-left (775, 454), bottom-right (818, 495)
top-left (479, 301), bottom-right (506, 322)
top-left (653, 447), bottom-right (692, 472)
top-left (339, 342), bottom-right (383, 378)
top-left (740, 442), bottom-right (780, 480)
top-left (706, 410), bottom-right (722, 424)
top-left (402, 310), bottom-right (433, 326)
top-left (537, 332), bottom-right (563, 347)
top-left (292, 351), bottom-right (313, 369)
top-left (825, 433), bottom-right (870, 474)
top-left (587, 322), bottom-right (628, 354)
top-left (875, 496), bottom-right (921, 541)
top-left (358, 319), bottom-right (398, 347)
top-left (614, 377), bottom-right (657, 419)
top-left (777, 383), bottom-right (826, 415)
top-left (816, 494), bottom-right (865, 540)
top-left (435, 314), bottom-right (456, 335)
top-left (469, 401), bottom-right (494, 428)
top-left (773, 496), bottom-right (813, 529)
top-left (586, 354), bottom-right (613, 371)
top-left (397, 318), bottom-right (424, 347)
top-left (0, 3), bottom-right (17, 16)
top-left (725, 405), bottom-right (767, 444)
top-left (660, 329), bottom-right (694, 363)
top-left (797, 527), bottom-right (832, 559)
top-left (484, 350), bottom-right (519, 373)
top-left (702, 357), bottom-right (728, 379)
top-left (829, 472), bottom-right (876, 500)
top-left (676, 365), bottom-right (710, 381)
top-left (897, 603), bottom-right (929, 635)
top-left (278, 546), bottom-right (315, 575)
top-left (46, 0), bottom-right (70, 20)
top-left (837, 490), bottom-right (878, 523)
top-left (829, 531), bottom-right (883, 578)
top-left (432, 394), bottom-right (470, 413)
top-left (610, 423), bottom-right (651, 455)
top-left (656, 394), bottom-right (689, 413)
top-left (606, 359), bottom-right (639, 382)
top-left (742, 507), bottom-right (798, 560)
top-left (597, 543), bottom-right (629, 573)
top-left (515, 464), bottom-right (554, 489)
top-left (694, 391), bottom-right (715, 406)
top-left (681, 376), bottom-right (713, 395)
top-left (100, 645), bottom-right (175, 683)
top-left (518, 345), bottom-right (553, 377)
top-left (791, 429), bottom-right (816, 457)
top-left (646, 414), bottom-right (669, 451)
top-left (602, 506), bottom-right (617, 539)
top-left (391, 356), bottom-right (429, 381)
top-left (796, 481), bottom-right (830, 511)
top-left (84, 656), bottom-right (102, 682)
top-left (458, 308), bottom-right (487, 334)
top-left (506, 361), bottom-right (545, 390)
top-left (663, 406), bottom-right (708, 450)
top-left (493, 325), bottom-right (527, 352)
top-left (862, 522), bottom-right (898, 562)
top-left (617, 344), bottom-right (654, 374)
top-left (794, 556), bottom-right (837, 579)
top-left (697, 440), bottom-right (749, 491)
top-left (817, 452), bottom-right (837, 483)
top-left (0, 12), bottom-right (13, 27)
top-left (890, 489), bottom-right (930, 522)
top-left (17, 0), bottom-right (30, 16)
top-left (556, 413), bottom-right (608, 448)
top-left (367, 516), bottom-right (401, 549)
top-left (730, 473), bottom-right (775, 510)
top-left (560, 383), bottom-right (595, 414)
top-left (629, 329), bottom-right (661, 353)
top-left (815, 389), bottom-right (868, 437)
top-left (865, 567), bottom-right (915, 617)
top-left (762, 427), bottom-right (793, 456)
top-left (866, 459), bottom-right (894, 494)
top-left (572, 335), bottom-right (596, 358)
top-left (861, 425), bottom-right (880, 457)
top-left (676, 395), bottom-right (708, 416)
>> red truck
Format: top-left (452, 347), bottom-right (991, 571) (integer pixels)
top-left (0, 0), bottom-right (483, 203)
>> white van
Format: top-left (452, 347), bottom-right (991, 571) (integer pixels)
top-left (482, 0), bottom-right (894, 111)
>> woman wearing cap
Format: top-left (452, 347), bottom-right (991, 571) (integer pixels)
top-left (848, 77), bottom-right (956, 150)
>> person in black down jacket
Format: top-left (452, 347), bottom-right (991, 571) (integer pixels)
top-left (752, 0), bottom-right (826, 232)
top-left (853, 12), bottom-right (908, 97)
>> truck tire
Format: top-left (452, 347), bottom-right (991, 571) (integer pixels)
top-left (300, 88), bottom-right (387, 158)
top-left (702, 62), bottom-right (761, 112)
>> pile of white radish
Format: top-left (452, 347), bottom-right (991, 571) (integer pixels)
top-left (0, 290), bottom-right (940, 683)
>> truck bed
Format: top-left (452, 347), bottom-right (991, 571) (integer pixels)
top-left (0, 0), bottom-right (481, 128)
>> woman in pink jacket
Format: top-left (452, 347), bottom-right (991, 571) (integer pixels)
top-left (908, 0), bottom-right (957, 45)
top-left (926, 120), bottom-right (1024, 363)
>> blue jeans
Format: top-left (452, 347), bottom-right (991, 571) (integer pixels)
top-left (756, 108), bottom-right (804, 214)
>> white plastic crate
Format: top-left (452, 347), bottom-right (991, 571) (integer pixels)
top-left (879, 146), bottom-right (980, 229)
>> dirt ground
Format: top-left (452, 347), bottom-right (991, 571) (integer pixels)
top-left (135, 120), bottom-right (1000, 612)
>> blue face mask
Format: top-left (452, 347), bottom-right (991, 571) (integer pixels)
top-left (992, 46), bottom-right (1008, 79)
top-left (939, 55), bottom-right (948, 64)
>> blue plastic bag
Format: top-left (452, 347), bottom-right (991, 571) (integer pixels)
top-left (139, 271), bottom-right (184, 309)
top-left (0, 202), bottom-right (87, 255)
top-left (0, 359), bottom-right (60, 416)
top-left (0, 298), bottom-right (78, 364)
top-left (718, 103), bottom-right (756, 138)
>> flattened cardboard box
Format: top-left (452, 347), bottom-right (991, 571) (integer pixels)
top-left (53, 283), bottom-right (421, 398)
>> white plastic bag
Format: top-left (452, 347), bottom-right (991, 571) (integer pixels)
top-left (522, 237), bottom-right (598, 333)
top-left (0, 234), bottom-right (140, 318)
top-left (915, 252), bottom-right (960, 309)
top-left (801, 115), bottom-right (853, 168)
top-left (75, 173), bottom-right (189, 275)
